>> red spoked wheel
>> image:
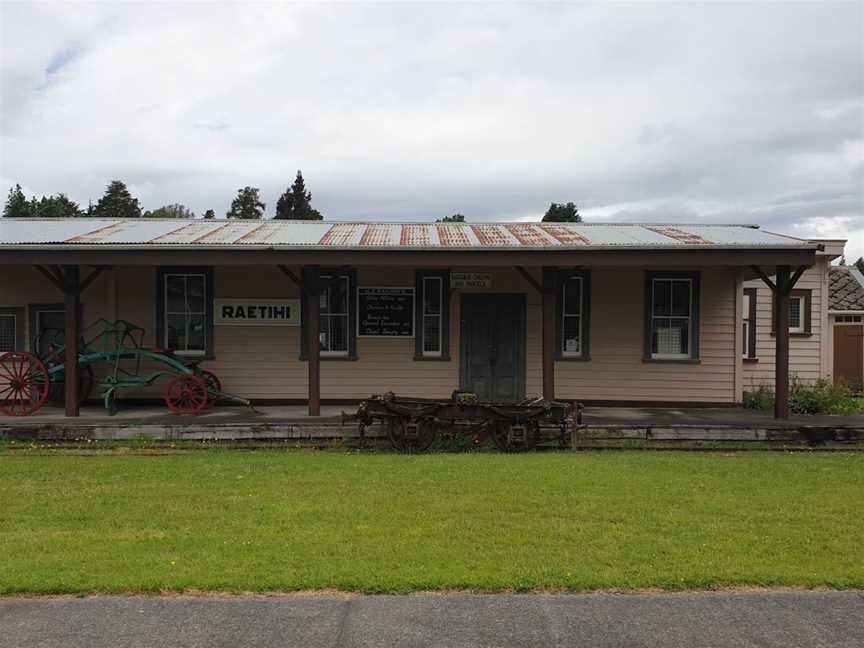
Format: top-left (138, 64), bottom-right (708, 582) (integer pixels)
top-left (164, 374), bottom-right (208, 416)
top-left (0, 352), bottom-right (49, 416)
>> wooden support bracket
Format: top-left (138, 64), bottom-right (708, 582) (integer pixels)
top-left (515, 266), bottom-right (542, 293)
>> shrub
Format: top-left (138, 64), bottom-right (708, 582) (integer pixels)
top-left (744, 378), bottom-right (862, 415)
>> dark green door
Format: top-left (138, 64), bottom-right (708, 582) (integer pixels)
top-left (460, 295), bottom-right (525, 402)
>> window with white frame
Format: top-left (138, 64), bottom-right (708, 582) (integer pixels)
top-left (319, 274), bottom-right (350, 355)
top-left (0, 314), bottom-right (16, 353)
top-left (561, 277), bottom-right (583, 356)
top-left (650, 276), bottom-right (695, 359)
top-left (164, 273), bottom-right (207, 356)
top-left (421, 276), bottom-right (443, 356)
top-left (836, 315), bottom-right (864, 324)
top-left (789, 295), bottom-right (804, 333)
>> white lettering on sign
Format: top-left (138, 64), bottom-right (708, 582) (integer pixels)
top-left (451, 272), bottom-right (493, 289)
top-left (214, 299), bottom-right (300, 326)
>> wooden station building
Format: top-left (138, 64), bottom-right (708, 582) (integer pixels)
top-left (0, 218), bottom-right (844, 419)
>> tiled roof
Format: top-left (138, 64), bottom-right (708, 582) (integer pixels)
top-left (829, 266), bottom-right (864, 312)
top-left (0, 218), bottom-right (816, 251)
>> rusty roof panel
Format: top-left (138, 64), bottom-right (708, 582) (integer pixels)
top-left (400, 224), bottom-right (431, 247)
top-left (359, 223), bottom-right (399, 246)
top-left (538, 224), bottom-right (591, 245)
top-left (152, 222), bottom-right (223, 244)
top-left (67, 221), bottom-right (141, 243)
top-left (193, 221), bottom-right (261, 244)
top-left (436, 224), bottom-right (473, 247)
top-left (506, 223), bottom-right (558, 246)
top-left (236, 222), bottom-right (282, 244)
top-left (646, 226), bottom-right (711, 245)
top-left (471, 224), bottom-right (520, 247)
top-left (319, 223), bottom-right (363, 246)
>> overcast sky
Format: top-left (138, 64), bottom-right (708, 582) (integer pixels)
top-left (1, 2), bottom-right (862, 255)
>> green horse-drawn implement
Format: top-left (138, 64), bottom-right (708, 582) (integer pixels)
top-left (0, 319), bottom-right (251, 417)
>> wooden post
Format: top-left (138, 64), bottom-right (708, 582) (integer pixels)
top-left (304, 265), bottom-right (321, 417)
top-left (63, 265), bottom-right (80, 417)
top-left (541, 266), bottom-right (556, 401)
top-left (774, 265), bottom-right (791, 419)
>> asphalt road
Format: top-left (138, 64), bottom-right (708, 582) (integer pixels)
top-left (1, 591), bottom-right (862, 648)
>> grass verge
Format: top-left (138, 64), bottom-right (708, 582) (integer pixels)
top-left (0, 451), bottom-right (861, 594)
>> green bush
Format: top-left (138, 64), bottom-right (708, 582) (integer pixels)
top-left (744, 378), bottom-right (862, 415)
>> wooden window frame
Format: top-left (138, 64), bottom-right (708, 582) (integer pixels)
top-left (0, 306), bottom-right (25, 353)
top-left (28, 303), bottom-right (80, 357)
top-left (414, 270), bottom-right (451, 361)
top-left (555, 269), bottom-right (591, 360)
top-left (155, 267), bottom-right (215, 359)
top-left (300, 268), bottom-right (358, 361)
top-left (644, 271), bottom-right (701, 363)
top-left (743, 288), bottom-right (757, 362)
top-left (771, 288), bottom-right (812, 337)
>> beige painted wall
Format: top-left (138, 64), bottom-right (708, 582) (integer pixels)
top-left (741, 256), bottom-right (833, 389)
top-left (2, 264), bottom-right (744, 404)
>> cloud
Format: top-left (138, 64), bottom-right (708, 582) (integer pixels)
top-left (0, 2), bottom-right (861, 254)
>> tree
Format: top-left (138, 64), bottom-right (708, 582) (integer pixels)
top-left (275, 170), bottom-right (323, 220)
top-left (855, 257), bottom-right (864, 275)
top-left (437, 214), bottom-right (465, 222)
top-left (227, 186), bottom-right (265, 219)
top-left (144, 204), bottom-right (195, 219)
top-left (91, 180), bottom-right (142, 218)
top-left (33, 194), bottom-right (82, 218)
top-left (2, 184), bottom-right (31, 218)
top-left (203, 209), bottom-right (216, 219)
top-left (542, 202), bottom-right (581, 223)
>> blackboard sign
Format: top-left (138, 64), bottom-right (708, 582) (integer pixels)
top-left (358, 287), bottom-right (415, 337)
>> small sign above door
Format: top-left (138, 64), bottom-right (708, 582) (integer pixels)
top-left (215, 299), bottom-right (300, 326)
top-left (451, 272), bottom-right (493, 289)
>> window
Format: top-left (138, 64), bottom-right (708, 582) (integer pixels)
top-left (300, 268), bottom-right (357, 360)
top-left (414, 270), bottom-right (450, 359)
top-left (646, 272), bottom-right (700, 361)
top-left (320, 274), bottom-right (350, 355)
top-left (743, 288), bottom-right (757, 360)
top-left (836, 315), bottom-right (864, 324)
top-left (771, 289), bottom-right (811, 336)
top-left (555, 270), bottom-right (591, 359)
top-left (422, 277), bottom-right (443, 356)
top-left (156, 268), bottom-right (213, 357)
top-left (0, 307), bottom-right (24, 353)
top-left (789, 295), bottom-right (804, 334)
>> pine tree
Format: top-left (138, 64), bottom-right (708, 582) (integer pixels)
top-left (144, 204), bottom-right (195, 219)
top-left (542, 202), bottom-right (581, 223)
top-left (33, 194), bottom-right (83, 218)
top-left (2, 184), bottom-right (31, 218)
top-left (275, 170), bottom-right (323, 220)
top-left (91, 180), bottom-right (142, 218)
top-left (226, 187), bottom-right (265, 219)
top-left (203, 209), bottom-right (216, 219)
top-left (437, 214), bottom-right (465, 222)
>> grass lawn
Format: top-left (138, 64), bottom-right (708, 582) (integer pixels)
top-left (0, 450), bottom-right (862, 594)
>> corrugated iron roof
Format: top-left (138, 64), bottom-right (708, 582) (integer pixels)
top-left (0, 218), bottom-right (816, 251)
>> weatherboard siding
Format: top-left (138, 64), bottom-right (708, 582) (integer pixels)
top-left (0, 263), bottom-right (771, 404)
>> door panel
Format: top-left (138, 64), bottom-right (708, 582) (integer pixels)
top-left (834, 325), bottom-right (863, 391)
top-left (460, 295), bottom-right (525, 402)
